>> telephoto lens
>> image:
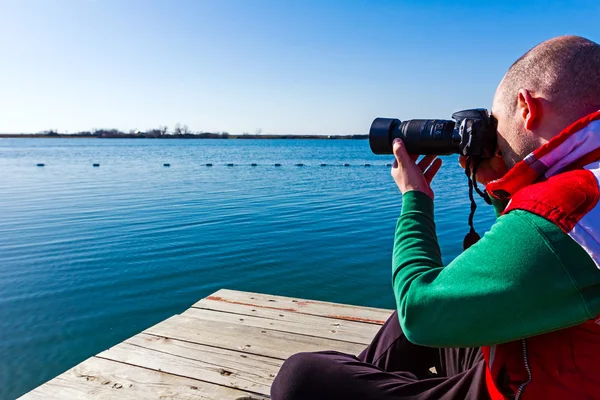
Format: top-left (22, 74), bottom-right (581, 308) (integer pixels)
top-left (369, 109), bottom-right (497, 158)
top-left (369, 118), bottom-right (458, 155)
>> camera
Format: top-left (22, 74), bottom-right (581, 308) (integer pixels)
top-left (369, 109), bottom-right (497, 158)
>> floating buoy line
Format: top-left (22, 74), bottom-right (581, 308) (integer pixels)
top-left (34, 163), bottom-right (393, 168)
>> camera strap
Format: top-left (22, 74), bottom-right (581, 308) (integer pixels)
top-left (463, 157), bottom-right (492, 250)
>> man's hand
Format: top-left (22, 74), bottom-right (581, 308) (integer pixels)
top-left (458, 152), bottom-right (507, 185)
top-left (391, 138), bottom-right (442, 199)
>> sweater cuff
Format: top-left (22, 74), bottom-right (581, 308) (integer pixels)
top-left (401, 190), bottom-right (434, 217)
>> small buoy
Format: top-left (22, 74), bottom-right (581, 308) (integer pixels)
top-left (164, 163), bottom-right (170, 167)
top-left (296, 163), bottom-right (304, 166)
top-left (36, 163), bottom-right (45, 167)
top-left (274, 163), bottom-right (281, 167)
top-left (93, 163), bottom-right (100, 167)
top-left (386, 163), bottom-right (392, 167)
top-left (251, 163), bottom-right (257, 167)
top-left (206, 163), bottom-right (213, 167)
top-left (321, 163), bottom-right (327, 167)
top-left (344, 163), bottom-right (350, 167)
top-left (227, 163), bottom-right (234, 167)
top-left (364, 164), bottom-right (371, 167)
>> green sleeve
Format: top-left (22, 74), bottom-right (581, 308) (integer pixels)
top-left (393, 190), bottom-right (600, 347)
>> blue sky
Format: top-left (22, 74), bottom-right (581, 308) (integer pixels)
top-left (1, 0), bottom-right (599, 135)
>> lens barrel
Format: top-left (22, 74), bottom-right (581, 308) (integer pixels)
top-left (369, 118), bottom-right (457, 155)
top-left (369, 118), bottom-right (400, 154)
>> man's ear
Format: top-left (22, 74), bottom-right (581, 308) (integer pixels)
top-left (517, 89), bottom-right (538, 130)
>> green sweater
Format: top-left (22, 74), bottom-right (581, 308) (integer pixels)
top-left (393, 190), bottom-right (600, 347)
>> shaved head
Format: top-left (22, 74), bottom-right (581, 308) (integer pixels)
top-left (497, 36), bottom-right (600, 118)
top-left (492, 36), bottom-right (600, 168)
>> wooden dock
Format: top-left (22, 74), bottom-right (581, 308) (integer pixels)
top-left (20, 289), bottom-right (393, 399)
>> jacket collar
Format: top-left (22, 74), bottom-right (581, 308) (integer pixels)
top-left (486, 110), bottom-right (600, 201)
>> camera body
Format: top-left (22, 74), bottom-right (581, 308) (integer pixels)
top-left (369, 108), bottom-right (497, 159)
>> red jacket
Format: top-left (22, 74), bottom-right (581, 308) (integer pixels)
top-left (483, 111), bottom-right (600, 399)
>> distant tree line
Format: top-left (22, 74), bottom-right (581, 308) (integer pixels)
top-left (6, 125), bottom-right (368, 140)
top-left (36, 125), bottom-right (234, 139)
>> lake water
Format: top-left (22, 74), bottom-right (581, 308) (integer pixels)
top-left (0, 138), bottom-right (495, 399)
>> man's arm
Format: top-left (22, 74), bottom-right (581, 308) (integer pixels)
top-left (393, 190), bottom-right (600, 347)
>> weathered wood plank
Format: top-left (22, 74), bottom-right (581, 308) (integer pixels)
top-left (146, 314), bottom-right (365, 360)
top-left (183, 305), bottom-right (380, 345)
top-left (97, 333), bottom-right (282, 396)
top-left (19, 356), bottom-right (268, 400)
top-left (201, 289), bottom-right (393, 325)
top-left (195, 299), bottom-right (382, 343)
top-left (20, 290), bottom-right (387, 399)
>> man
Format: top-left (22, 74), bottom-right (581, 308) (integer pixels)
top-left (270, 35), bottom-right (600, 400)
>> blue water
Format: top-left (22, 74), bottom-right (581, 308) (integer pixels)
top-left (0, 138), bottom-right (495, 399)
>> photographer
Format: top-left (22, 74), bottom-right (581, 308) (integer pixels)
top-left (271, 35), bottom-right (600, 400)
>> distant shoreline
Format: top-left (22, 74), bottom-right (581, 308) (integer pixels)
top-left (0, 133), bottom-right (368, 140)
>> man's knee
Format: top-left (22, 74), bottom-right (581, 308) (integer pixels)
top-left (271, 351), bottom-right (342, 400)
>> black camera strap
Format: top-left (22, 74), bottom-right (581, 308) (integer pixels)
top-left (463, 157), bottom-right (492, 250)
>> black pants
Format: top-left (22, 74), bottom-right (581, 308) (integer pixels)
top-left (271, 311), bottom-right (490, 400)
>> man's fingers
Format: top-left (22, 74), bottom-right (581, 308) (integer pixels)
top-left (393, 139), bottom-right (421, 166)
top-left (392, 139), bottom-right (412, 164)
top-left (424, 158), bottom-right (442, 183)
top-left (417, 155), bottom-right (436, 172)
